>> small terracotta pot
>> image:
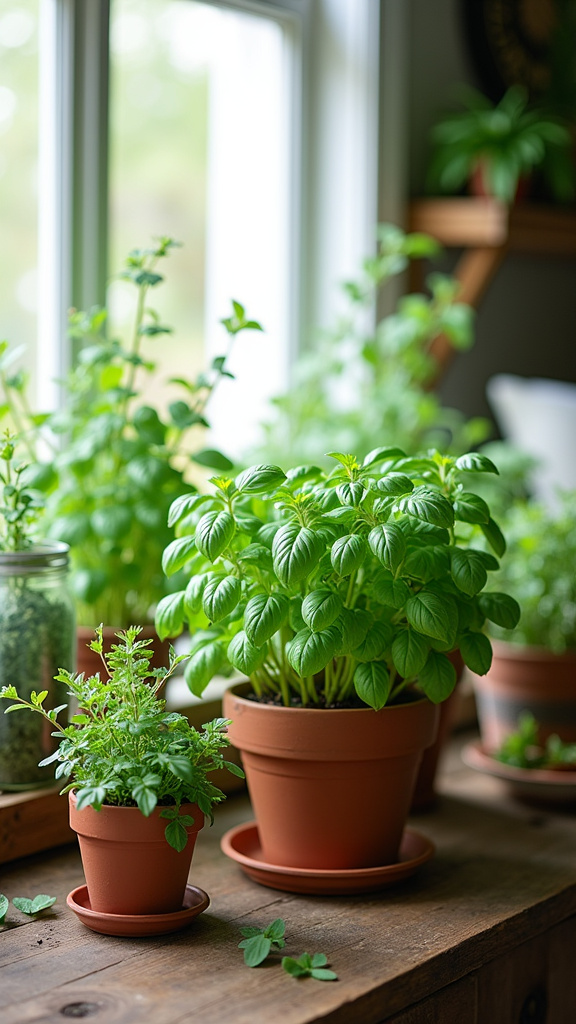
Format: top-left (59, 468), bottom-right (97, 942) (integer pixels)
top-left (69, 792), bottom-right (203, 916)
top-left (472, 641), bottom-right (576, 753)
top-left (76, 625), bottom-right (171, 680)
top-left (223, 685), bottom-right (438, 870)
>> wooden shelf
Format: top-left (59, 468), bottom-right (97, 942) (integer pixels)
top-left (408, 198), bottom-right (576, 379)
top-left (0, 786), bottom-right (73, 864)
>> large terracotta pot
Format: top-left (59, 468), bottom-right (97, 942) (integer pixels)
top-left (223, 684), bottom-right (438, 870)
top-left (76, 625), bottom-right (171, 679)
top-left (69, 792), bottom-right (203, 916)
top-left (472, 640), bottom-right (576, 753)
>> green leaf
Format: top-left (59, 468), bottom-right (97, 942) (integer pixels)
top-left (235, 464), bottom-right (287, 494)
top-left (375, 472), bottom-right (414, 496)
top-left (337, 608), bottom-right (372, 652)
top-left (403, 545), bottom-right (450, 582)
top-left (192, 449), bottom-right (234, 471)
top-left (449, 548), bottom-right (488, 597)
top-left (330, 533), bottom-right (367, 576)
top-left (368, 523), bottom-right (406, 572)
top-left (301, 589), bottom-right (343, 632)
top-left (131, 782), bottom-right (158, 817)
top-left (417, 650), bottom-right (457, 703)
top-left (405, 590), bottom-right (458, 644)
top-left (155, 591), bottom-right (186, 640)
top-left (336, 481), bottom-right (365, 506)
top-left (266, 918), bottom-right (286, 941)
top-left (184, 640), bottom-right (225, 696)
top-left (455, 452), bottom-right (498, 475)
top-left (287, 625), bottom-right (341, 677)
top-left (391, 630), bottom-right (429, 678)
top-left (272, 524), bottom-right (324, 587)
top-left (460, 631), bottom-right (493, 675)
top-left (372, 572), bottom-right (410, 609)
top-left (162, 536), bottom-right (197, 576)
top-left (202, 574), bottom-right (241, 622)
top-left (394, 487), bottom-right (454, 529)
top-left (244, 593), bottom-right (290, 646)
top-left (478, 592), bottom-right (521, 630)
top-left (354, 661), bottom-right (391, 709)
top-left (311, 968), bottom-right (339, 981)
top-left (480, 516), bottom-right (506, 558)
top-left (196, 510), bottom-right (235, 561)
top-left (227, 631), bottom-right (267, 675)
top-left (362, 446), bottom-right (406, 467)
top-left (352, 622), bottom-right (393, 662)
top-left (240, 934), bottom-right (272, 967)
top-left (453, 492), bottom-right (490, 525)
top-left (12, 894), bottom-right (57, 916)
top-left (184, 574), bottom-right (209, 615)
top-left (0, 894), bottom-right (8, 923)
top-left (164, 818), bottom-right (189, 852)
top-left (167, 492), bottom-right (209, 527)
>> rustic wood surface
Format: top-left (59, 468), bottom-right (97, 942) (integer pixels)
top-left (1, 732), bottom-right (575, 1024)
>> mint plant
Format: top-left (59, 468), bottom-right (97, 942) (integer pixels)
top-left (157, 447), bottom-right (520, 709)
top-left (238, 918), bottom-right (286, 966)
top-left (0, 240), bottom-right (262, 628)
top-left (282, 953), bottom-right (338, 982)
top-left (12, 895), bottom-right (57, 916)
top-left (495, 712), bottom-right (576, 770)
top-left (0, 626), bottom-right (244, 849)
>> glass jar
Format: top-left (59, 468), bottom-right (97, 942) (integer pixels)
top-left (0, 543), bottom-right (76, 791)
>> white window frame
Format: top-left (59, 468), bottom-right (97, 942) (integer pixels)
top-left (37, 0), bottom-right (408, 403)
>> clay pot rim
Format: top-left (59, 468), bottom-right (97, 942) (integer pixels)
top-left (225, 680), bottom-right (432, 716)
top-left (491, 639), bottom-right (576, 664)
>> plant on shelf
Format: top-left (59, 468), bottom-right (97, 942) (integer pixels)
top-left (427, 84), bottom-right (575, 203)
top-left (0, 431), bottom-right (75, 791)
top-left (470, 491), bottom-right (576, 752)
top-left (0, 239), bottom-right (262, 636)
top-left (0, 626), bottom-right (243, 924)
top-left (251, 223), bottom-right (489, 469)
top-left (155, 446), bottom-right (519, 881)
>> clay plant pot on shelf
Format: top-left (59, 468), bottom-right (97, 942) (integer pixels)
top-left (0, 626), bottom-right (243, 933)
top-left (157, 447), bottom-right (519, 881)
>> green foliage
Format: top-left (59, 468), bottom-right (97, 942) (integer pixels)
top-left (0, 428), bottom-right (44, 551)
top-left (251, 224), bottom-right (488, 469)
top-left (0, 894), bottom-right (8, 924)
top-left (0, 241), bottom-right (262, 627)
top-left (427, 84), bottom-right (575, 203)
top-left (12, 894), bottom-right (57, 916)
top-left (485, 492), bottom-right (576, 652)
top-left (495, 712), bottom-right (576, 770)
top-left (282, 953), bottom-right (338, 982)
top-left (159, 448), bottom-right (519, 709)
top-left (238, 918), bottom-right (286, 967)
top-left (0, 626), bottom-right (243, 849)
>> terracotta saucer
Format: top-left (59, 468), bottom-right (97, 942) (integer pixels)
top-left (463, 740), bottom-right (576, 805)
top-left (220, 821), bottom-right (435, 895)
top-left (66, 884), bottom-right (210, 937)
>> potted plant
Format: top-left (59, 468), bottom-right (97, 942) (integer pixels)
top-left (0, 625), bottom-right (243, 934)
top-left (252, 223), bottom-right (489, 469)
top-left (0, 239), bottom-right (262, 672)
top-left (0, 431), bottom-right (75, 791)
top-left (470, 491), bottom-right (576, 753)
top-left (427, 84), bottom-right (575, 203)
top-left (156, 446), bottom-right (519, 883)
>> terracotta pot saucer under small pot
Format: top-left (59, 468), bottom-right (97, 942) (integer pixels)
top-left (66, 883), bottom-right (210, 937)
top-left (221, 820), bottom-right (435, 896)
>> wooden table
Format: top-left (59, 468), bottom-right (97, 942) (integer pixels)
top-left (2, 733), bottom-right (576, 1024)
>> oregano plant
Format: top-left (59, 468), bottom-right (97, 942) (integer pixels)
top-left (157, 447), bottom-right (520, 709)
top-left (0, 626), bottom-right (244, 849)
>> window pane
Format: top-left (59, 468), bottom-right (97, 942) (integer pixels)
top-left (108, 0), bottom-right (293, 460)
top-left (0, 0), bottom-right (39, 399)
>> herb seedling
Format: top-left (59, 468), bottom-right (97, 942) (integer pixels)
top-left (12, 894), bottom-right (57, 916)
top-left (495, 712), bottom-right (576, 770)
top-left (0, 894), bottom-right (8, 923)
top-left (282, 953), bottom-right (338, 982)
top-left (0, 430), bottom-right (44, 550)
top-left (238, 918), bottom-right (286, 967)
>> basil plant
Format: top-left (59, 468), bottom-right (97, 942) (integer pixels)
top-left (156, 448), bottom-right (520, 710)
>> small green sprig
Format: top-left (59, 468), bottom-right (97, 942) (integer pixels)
top-left (495, 712), bottom-right (576, 770)
top-left (0, 429), bottom-right (44, 551)
top-left (0, 893), bottom-right (56, 923)
top-left (0, 894), bottom-right (8, 923)
top-left (282, 953), bottom-right (338, 982)
top-left (238, 918), bottom-right (286, 966)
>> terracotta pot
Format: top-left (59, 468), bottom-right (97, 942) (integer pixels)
top-left (69, 792), bottom-right (203, 916)
top-left (76, 625), bottom-right (171, 679)
top-left (223, 684), bottom-right (439, 870)
top-left (472, 640), bottom-right (576, 753)
top-left (411, 650), bottom-right (465, 811)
